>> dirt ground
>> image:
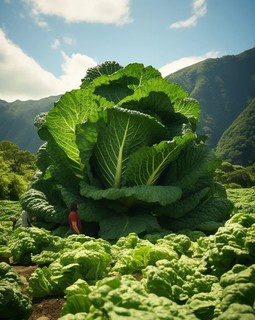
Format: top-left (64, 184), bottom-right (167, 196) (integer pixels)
top-left (13, 266), bottom-right (65, 320)
top-left (12, 266), bottom-right (142, 320)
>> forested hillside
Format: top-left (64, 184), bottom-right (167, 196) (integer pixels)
top-left (215, 98), bottom-right (255, 165)
top-left (166, 47), bottom-right (255, 149)
top-left (0, 95), bottom-right (60, 153)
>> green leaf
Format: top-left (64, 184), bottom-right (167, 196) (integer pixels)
top-left (125, 132), bottom-right (196, 186)
top-left (81, 61), bottom-right (123, 89)
top-left (91, 63), bottom-right (162, 105)
top-left (166, 197), bottom-right (234, 232)
top-left (118, 78), bottom-right (183, 120)
top-left (75, 109), bottom-right (106, 176)
top-left (99, 212), bottom-right (160, 239)
top-left (163, 143), bottom-right (219, 189)
top-left (154, 187), bottom-right (211, 218)
top-left (43, 90), bottom-right (102, 177)
top-left (92, 107), bottom-right (168, 188)
top-left (174, 97), bottom-right (200, 123)
top-left (45, 139), bottom-right (81, 188)
top-left (80, 183), bottom-right (182, 207)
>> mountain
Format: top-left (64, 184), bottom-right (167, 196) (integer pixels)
top-left (166, 47), bottom-right (255, 148)
top-left (0, 47), bottom-right (254, 164)
top-left (0, 95), bottom-right (61, 153)
top-left (215, 98), bottom-right (255, 166)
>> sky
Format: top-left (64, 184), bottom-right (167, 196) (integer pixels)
top-left (0, 0), bottom-right (254, 102)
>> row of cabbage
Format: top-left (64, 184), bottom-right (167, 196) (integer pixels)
top-left (0, 191), bottom-right (255, 319)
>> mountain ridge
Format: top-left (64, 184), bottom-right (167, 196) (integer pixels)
top-left (0, 47), bottom-right (254, 165)
top-left (166, 47), bottom-right (255, 147)
top-left (0, 95), bottom-right (61, 152)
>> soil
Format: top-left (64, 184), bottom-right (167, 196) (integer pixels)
top-left (13, 265), bottom-right (65, 320)
top-left (12, 266), bottom-right (143, 320)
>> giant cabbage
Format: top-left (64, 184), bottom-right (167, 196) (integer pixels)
top-left (20, 61), bottom-right (233, 240)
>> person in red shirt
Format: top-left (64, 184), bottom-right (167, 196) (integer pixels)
top-left (68, 202), bottom-right (82, 235)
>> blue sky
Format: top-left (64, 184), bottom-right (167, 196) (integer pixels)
top-left (0, 0), bottom-right (254, 102)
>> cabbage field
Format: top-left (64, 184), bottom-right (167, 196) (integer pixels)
top-left (1, 62), bottom-right (255, 319)
top-left (0, 187), bottom-right (255, 319)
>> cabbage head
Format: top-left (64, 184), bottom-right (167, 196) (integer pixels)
top-left (20, 61), bottom-right (233, 240)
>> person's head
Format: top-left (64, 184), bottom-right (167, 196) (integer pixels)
top-left (70, 202), bottom-right (78, 211)
top-left (10, 215), bottom-right (17, 222)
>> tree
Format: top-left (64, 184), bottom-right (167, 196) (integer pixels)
top-left (0, 141), bottom-right (36, 200)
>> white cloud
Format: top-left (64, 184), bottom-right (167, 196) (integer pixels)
top-left (23, 1), bottom-right (49, 28)
top-left (159, 51), bottom-right (221, 77)
top-left (35, 18), bottom-right (48, 28)
top-left (51, 36), bottom-right (76, 50)
top-left (170, 0), bottom-right (207, 29)
top-left (24, 0), bottom-right (133, 26)
top-left (0, 29), bottom-right (97, 102)
top-left (63, 36), bottom-right (76, 46)
top-left (59, 52), bottom-right (97, 88)
top-left (51, 38), bottom-right (60, 50)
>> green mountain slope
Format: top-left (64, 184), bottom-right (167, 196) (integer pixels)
top-left (167, 47), bottom-right (255, 147)
top-left (215, 98), bottom-right (255, 165)
top-left (0, 95), bottom-right (61, 153)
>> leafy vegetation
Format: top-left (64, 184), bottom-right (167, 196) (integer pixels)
top-left (0, 188), bottom-right (254, 319)
top-left (60, 275), bottom-right (200, 320)
top-left (0, 262), bottom-right (32, 319)
top-left (215, 162), bottom-right (255, 188)
top-left (227, 187), bottom-right (255, 215)
top-left (0, 200), bottom-right (22, 220)
top-left (0, 141), bottom-right (36, 200)
top-left (19, 61), bottom-right (233, 240)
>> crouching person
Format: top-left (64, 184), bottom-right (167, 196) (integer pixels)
top-left (68, 202), bottom-right (82, 235)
